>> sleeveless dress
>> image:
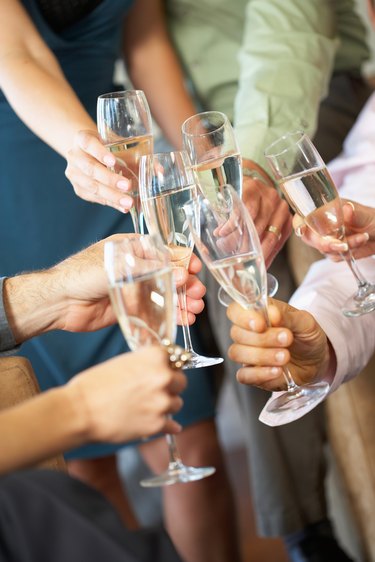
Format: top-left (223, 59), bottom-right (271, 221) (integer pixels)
top-left (0, 0), bottom-right (215, 459)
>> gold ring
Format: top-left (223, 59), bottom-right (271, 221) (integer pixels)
top-left (266, 225), bottom-right (282, 241)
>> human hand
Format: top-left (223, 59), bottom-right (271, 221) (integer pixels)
top-left (368, 0), bottom-right (375, 27)
top-left (65, 130), bottom-right (133, 212)
top-left (242, 159), bottom-right (292, 268)
top-left (226, 299), bottom-right (333, 391)
top-left (51, 235), bottom-right (205, 333)
top-left (293, 200), bottom-right (375, 260)
top-left (67, 346), bottom-right (187, 442)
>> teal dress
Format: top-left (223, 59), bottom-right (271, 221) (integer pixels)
top-left (0, 0), bottom-right (215, 459)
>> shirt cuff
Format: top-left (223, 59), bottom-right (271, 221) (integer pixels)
top-left (0, 277), bottom-right (20, 354)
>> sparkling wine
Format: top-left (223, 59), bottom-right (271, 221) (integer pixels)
top-left (142, 184), bottom-right (197, 268)
top-left (279, 167), bottom-right (344, 239)
top-left (108, 267), bottom-right (176, 351)
top-left (190, 153), bottom-right (242, 201)
top-left (107, 134), bottom-right (153, 215)
top-left (209, 252), bottom-right (267, 308)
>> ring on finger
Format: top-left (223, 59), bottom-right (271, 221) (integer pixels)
top-left (266, 224), bottom-right (282, 241)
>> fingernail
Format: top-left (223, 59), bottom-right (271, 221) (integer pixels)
top-left (120, 197), bottom-right (133, 210)
top-left (174, 422), bottom-right (183, 433)
top-left (362, 232), bottom-right (370, 241)
top-left (249, 319), bottom-right (256, 330)
top-left (277, 331), bottom-right (288, 345)
top-left (104, 154), bottom-right (115, 166)
top-left (117, 180), bottom-right (129, 191)
top-left (295, 226), bottom-right (304, 237)
top-left (275, 351), bottom-right (286, 363)
top-left (270, 367), bottom-right (280, 376)
top-left (330, 242), bottom-right (348, 252)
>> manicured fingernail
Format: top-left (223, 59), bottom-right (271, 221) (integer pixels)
top-left (275, 351), bottom-right (286, 363)
top-left (249, 319), bottom-right (256, 330)
top-left (277, 331), bottom-right (288, 345)
top-left (117, 180), bottom-right (129, 191)
top-left (362, 232), bottom-right (370, 241)
top-left (330, 242), bottom-right (348, 252)
top-left (104, 154), bottom-right (115, 166)
top-left (295, 226), bottom-right (304, 237)
top-left (270, 367), bottom-right (280, 376)
top-left (120, 197), bottom-right (133, 210)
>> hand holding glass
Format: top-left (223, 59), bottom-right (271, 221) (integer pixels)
top-left (265, 131), bottom-right (375, 317)
top-left (97, 90), bottom-right (153, 233)
top-left (183, 185), bottom-right (330, 420)
top-left (104, 235), bottom-right (215, 486)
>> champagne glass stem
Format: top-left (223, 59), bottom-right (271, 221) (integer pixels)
top-left (129, 207), bottom-right (141, 234)
top-left (177, 284), bottom-right (194, 353)
top-left (341, 248), bottom-right (368, 288)
top-left (258, 301), bottom-right (299, 393)
top-left (165, 421), bottom-right (183, 468)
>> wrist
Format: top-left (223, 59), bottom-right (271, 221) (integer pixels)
top-left (3, 270), bottom-right (66, 344)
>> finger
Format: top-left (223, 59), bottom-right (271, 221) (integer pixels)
top-left (76, 130), bottom-right (117, 167)
top-left (167, 371), bottom-right (187, 395)
top-left (161, 416), bottom-right (183, 434)
top-left (188, 253), bottom-right (203, 274)
top-left (227, 342), bottom-right (290, 366)
top-left (252, 187), bottom-right (282, 234)
top-left (260, 200), bottom-right (291, 262)
top-left (264, 212), bottom-right (293, 268)
top-left (242, 177), bottom-right (262, 220)
top-left (226, 302), bottom-right (268, 332)
top-left (230, 323), bottom-right (292, 348)
top-left (67, 147), bottom-right (131, 193)
top-left (236, 365), bottom-right (286, 391)
top-left (185, 295), bottom-right (205, 315)
top-left (176, 310), bottom-right (198, 325)
top-left (185, 275), bottom-right (206, 299)
top-left (66, 163), bottom-right (133, 211)
top-left (173, 267), bottom-right (189, 288)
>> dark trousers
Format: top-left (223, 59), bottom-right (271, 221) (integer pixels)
top-left (0, 470), bottom-right (182, 562)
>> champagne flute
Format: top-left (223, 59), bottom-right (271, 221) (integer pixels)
top-left (139, 150), bottom-right (223, 369)
top-left (182, 110), bottom-right (279, 299)
top-left (183, 185), bottom-right (330, 419)
top-left (265, 131), bottom-right (375, 317)
top-left (97, 90), bottom-right (153, 233)
top-left (104, 234), bottom-right (216, 486)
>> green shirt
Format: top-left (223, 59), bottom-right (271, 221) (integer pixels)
top-left (166, 0), bottom-right (370, 169)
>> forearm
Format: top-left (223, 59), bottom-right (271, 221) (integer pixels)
top-left (3, 271), bottom-right (65, 345)
top-left (0, 0), bottom-right (95, 157)
top-left (0, 54), bottom-right (95, 157)
top-left (0, 385), bottom-right (88, 474)
top-left (123, 0), bottom-right (197, 149)
top-left (234, 0), bottom-right (337, 169)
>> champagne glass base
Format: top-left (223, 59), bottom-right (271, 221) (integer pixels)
top-left (217, 273), bottom-right (279, 308)
top-left (140, 463), bottom-right (216, 488)
top-left (183, 351), bottom-right (224, 369)
top-left (265, 381), bottom-right (330, 416)
top-left (342, 284), bottom-right (375, 317)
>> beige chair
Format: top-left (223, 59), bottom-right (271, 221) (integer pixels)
top-left (0, 355), bottom-right (66, 472)
top-left (288, 234), bottom-right (375, 562)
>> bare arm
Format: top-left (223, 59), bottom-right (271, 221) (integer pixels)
top-left (123, 0), bottom-right (197, 149)
top-left (0, 347), bottom-right (186, 474)
top-left (0, 0), bottom-right (95, 157)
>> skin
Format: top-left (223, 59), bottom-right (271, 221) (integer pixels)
top-left (0, 346), bottom-right (186, 475)
top-left (3, 234), bottom-right (206, 343)
top-left (242, 158), bottom-right (293, 267)
top-left (226, 300), bottom-right (335, 392)
top-left (293, 200), bottom-right (375, 261)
